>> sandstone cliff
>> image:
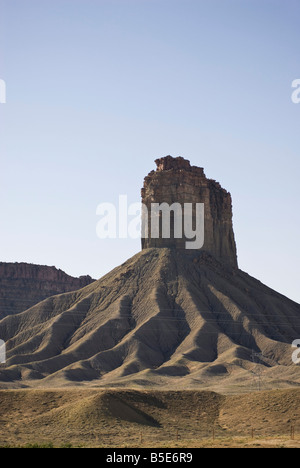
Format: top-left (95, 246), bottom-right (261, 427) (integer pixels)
top-left (0, 262), bottom-right (95, 319)
top-left (141, 156), bottom-right (238, 268)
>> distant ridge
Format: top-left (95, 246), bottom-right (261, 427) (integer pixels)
top-left (0, 262), bottom-right (95, 319)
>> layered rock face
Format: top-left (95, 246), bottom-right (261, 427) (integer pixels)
top-left (141, 156), bottom-right (238, 268)
top-left (0, 262), bottom-right (94, 319)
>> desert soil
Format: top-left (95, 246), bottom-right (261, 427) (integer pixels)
top-left (0, 387), bottom-right (300, 448)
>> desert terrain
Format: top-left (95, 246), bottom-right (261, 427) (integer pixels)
top-left (1, 158), bottom-right (299, 448)
top-left (0, 387), bottom-right (300, 448)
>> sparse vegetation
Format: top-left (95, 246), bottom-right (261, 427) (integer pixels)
top-left (0, 442), bottom-right (76, 449)
top-left (0, 388), bottom-right (300, 448)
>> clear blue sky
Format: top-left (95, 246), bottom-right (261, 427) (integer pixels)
top-left (0, 0), bottom-right (299, 303)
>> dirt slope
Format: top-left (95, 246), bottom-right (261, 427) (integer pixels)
top-left (0, 248), bottom-right (299, 390)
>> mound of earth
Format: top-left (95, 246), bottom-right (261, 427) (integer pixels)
top-left (1, 388), bottom-right (300, 447)
top-left (0, 248), bottom-right (299, 390)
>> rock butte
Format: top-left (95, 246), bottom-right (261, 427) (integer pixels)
top-left (141, 156), bottom-right (237, 268)
top-left (0, 156), bottom-right (299, 391)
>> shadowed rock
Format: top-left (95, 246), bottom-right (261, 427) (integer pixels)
top-left (0, 263), bottom-right (95, 319)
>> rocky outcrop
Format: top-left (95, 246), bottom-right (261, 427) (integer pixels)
top-left (141, 156), bottom-right (238, 268)
top-left (0, 156), bottom-right (299, 392)
top-left (0, 262), bottom-right (95, 319)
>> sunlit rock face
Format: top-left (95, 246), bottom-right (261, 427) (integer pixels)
top-left (141, 156), bottom-right (238, 268)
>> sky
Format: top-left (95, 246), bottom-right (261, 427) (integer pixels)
top-left (0, 0), bottom-right (299, 303)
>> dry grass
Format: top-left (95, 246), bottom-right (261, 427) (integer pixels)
top-left (0, 387), bottom-right (300, 448)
